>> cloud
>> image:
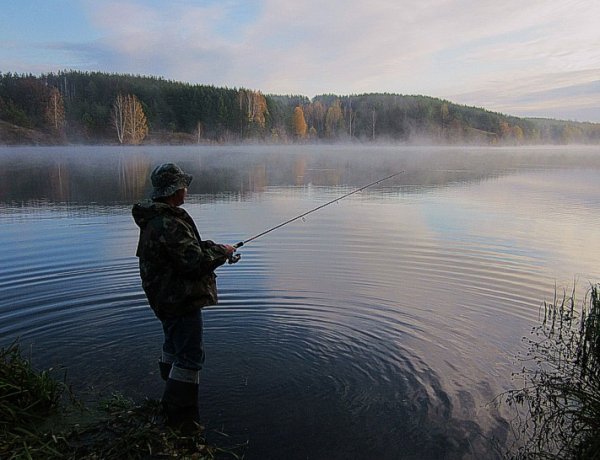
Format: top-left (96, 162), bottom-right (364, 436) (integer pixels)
top-left (452, 71), bottom-right (600, 121)
top-left (6, 0), bottom-right (598, 121)
top-left (77, 1), bottom-right (252, 85)
top-left (237, 0), bottom-right (600, 104)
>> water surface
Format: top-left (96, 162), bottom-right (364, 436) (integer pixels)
top-left (1, 145), bottom-right (600, 459)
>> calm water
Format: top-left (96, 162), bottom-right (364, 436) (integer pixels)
top-left (1, 145), bottom-right (600, 459)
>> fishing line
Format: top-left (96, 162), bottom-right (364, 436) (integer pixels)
top-left (232, 170), bottom-right (404, 250)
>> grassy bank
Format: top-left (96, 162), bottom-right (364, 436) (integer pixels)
top-left (0, 342), bottom-right (242, 459)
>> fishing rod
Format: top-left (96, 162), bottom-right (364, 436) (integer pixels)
top-left (227, 171), bottom-right (404, 262)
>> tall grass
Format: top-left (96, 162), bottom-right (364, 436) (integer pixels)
top-left (0, 341), bottom-right (243, 459)
top-left (0, 341), bottom-right (69, 459)
top-left (501, 284), bottom-right (600, 459)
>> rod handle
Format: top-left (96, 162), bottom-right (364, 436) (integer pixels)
top-left (233, 241), bottom-right (244, 249)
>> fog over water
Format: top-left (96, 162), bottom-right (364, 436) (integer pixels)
top-left (1, 145), bottom-right (599, 459)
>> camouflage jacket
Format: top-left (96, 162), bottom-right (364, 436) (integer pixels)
top-left (132, 201), bottom-right (229, 319)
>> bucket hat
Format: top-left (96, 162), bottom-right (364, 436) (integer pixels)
top-left (151, 163), bottom-right (193, 199)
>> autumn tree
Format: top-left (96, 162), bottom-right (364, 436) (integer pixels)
top-left (238, 89), bottom-right (268, 137)
top-left (512, 125), bottom-right (524, 143)
top-left (499, 121), bottom-right (512, 140)
top-left (45, 87), bottom-right (65, 137)
top-left (111, 93), bottom-right (148, 145)
top-left (344, 100), bottom-right (356, 138)
top-left (561, 124), bottom-right (583, 144)
top-left (325, 99), bottom-right (344, 138)
top-left (293, 106), bottom-right (308, 139)
top-left (112, 93), bottom-right (126, 144)
top-left (195, 121), bottom-right (203, 143)
top-left (305, 100), bottom-right (326, 136)
top-left (125, 94), bottom-right (148, 144)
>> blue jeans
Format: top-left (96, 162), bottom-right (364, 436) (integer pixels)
top-left (161, 308), bottom-right (205, 372)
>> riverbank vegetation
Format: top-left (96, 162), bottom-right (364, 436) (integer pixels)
top-left (0, 341), bottom-right (241, 459)
top-left (499, 284), bottom-right (600, 459)
top-left (1, 71), bottom-right (599, 146)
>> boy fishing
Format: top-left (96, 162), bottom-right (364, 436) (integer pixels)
top-left (132, 163), bottom-right (236, 431)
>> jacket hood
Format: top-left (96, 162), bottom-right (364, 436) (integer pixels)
top-left (132, 200), bottom-right (178, 229)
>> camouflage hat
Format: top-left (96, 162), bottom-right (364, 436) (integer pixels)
top-left (150, 163), bottom-right (193, 199)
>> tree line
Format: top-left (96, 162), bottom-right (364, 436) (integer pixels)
top-left (1, 70), bottom-right (599, 145)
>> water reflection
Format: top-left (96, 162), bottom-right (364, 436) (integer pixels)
top-left (2, 145), bottom-right (600, 206)
top-left (1, 145), bottom-right (600, 459)
top-left (117, 155), bottom-right (151, 202)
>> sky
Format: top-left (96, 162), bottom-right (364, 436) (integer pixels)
top-left (1, 0), bottom-right (599, 122)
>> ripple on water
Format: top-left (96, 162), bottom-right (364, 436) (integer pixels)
top-left (2, 161), bottom-right (599, 459)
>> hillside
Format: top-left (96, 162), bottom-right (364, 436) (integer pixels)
top-left (1, 71), bottom-right (599, 145)
top-left (0, 119), bottom-right (58, 145)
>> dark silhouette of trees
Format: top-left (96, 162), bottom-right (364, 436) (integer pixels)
top-left (1, 71), bottom-right (599, 145)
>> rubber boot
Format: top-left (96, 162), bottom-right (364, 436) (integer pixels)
top-left (158, 361), bottom-right (172, 381)
top-left (161, 367), bottom-right (200, 434)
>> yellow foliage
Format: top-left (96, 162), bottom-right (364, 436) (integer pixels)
top-left (45, 87), bottom-right (65, 134)
top-left (111, 93), bottom-right (148, 145)
top-left (238, 89), bottom-right (268, 127)
top-left (325, 100), bottom-right (344, 138)
top-left (293, 106), bottom-right (307, 138)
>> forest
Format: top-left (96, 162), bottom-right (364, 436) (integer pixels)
top-left (1, 70), bottom-right (599, 145)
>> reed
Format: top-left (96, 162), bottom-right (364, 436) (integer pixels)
top-left (0, 340), bottom-right (69, 459)
top-left (68, 394), bottom-right (231, 459)
top-left (500, 284), bottom-right (600, 459)
top-left (0, 342), bottom-right (243, 459)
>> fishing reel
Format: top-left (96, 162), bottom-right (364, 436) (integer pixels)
top-left (227, 241), bottom-right (244, 265)
top-left (227, 253), bottom-right (241, 264)
top-left (227, 241), bottom-right (243, 264)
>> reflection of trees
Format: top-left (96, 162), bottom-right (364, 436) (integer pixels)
top-left (2, 147), bottom-right (600, 206)
top-left (0, 158), bottom-right (70, 203)
top-left (0, 153), bottom-right (152, 205)
top-left (247, 164), bottom-right (266, 192)
top-left (293, 157), bottom-right (306, 186)
top-left (0, 166), bottom-right (10, 201)
top-left (118, 156), bottom-right (151, 202)
top-left (303, 168), bottom-right (342, 186)
top-left (48, 162), bottom-right (70, 202)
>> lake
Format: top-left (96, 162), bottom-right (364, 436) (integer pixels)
top-left (1, 144), bottom-right (599, 459)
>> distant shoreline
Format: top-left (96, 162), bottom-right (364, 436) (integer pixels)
top-left (2, 122), bottom-right (599, 148)
top-left (2, 72), bottom-right (599, 147)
